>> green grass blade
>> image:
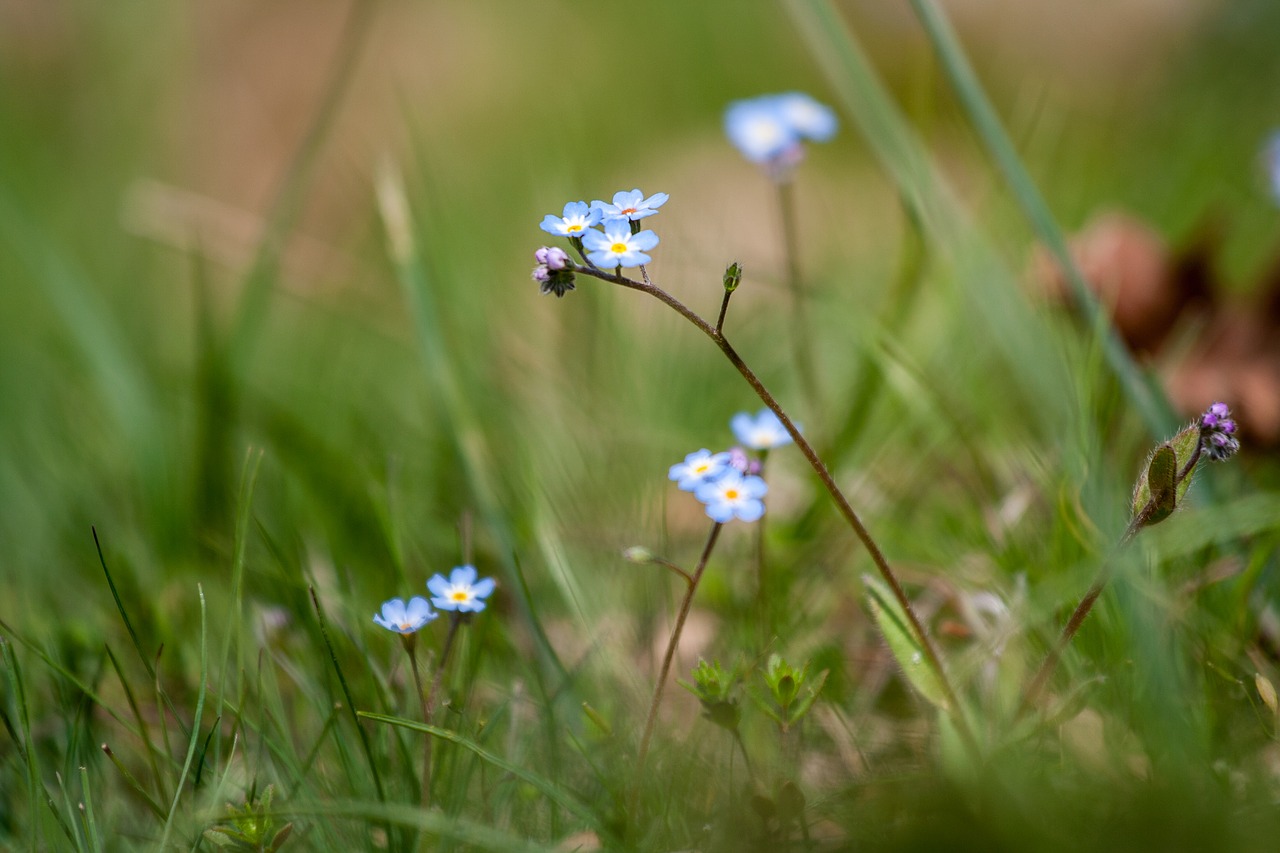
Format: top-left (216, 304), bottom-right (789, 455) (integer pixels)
top-left (375, 163), bottom-right (575, 682)
top-left (785, 0), bottom-right (1076, 436)
top-left (216, 448), bottom-right (264, 750)
top-left (100, 743), bottom-right (168, 822)
top-left (54, 770), bottom-right (88, 853)
top-left (307, 585), bottom-right (389, 816)
top-left (906, 0), bottom-right (1177, 438)
top-left (359, 711), bottom-right (606, 835)
top-left (93, 528), bottom-right (190, 739)
top-left (103, 643), bottom-right (167, 805)
top-left (271, 800), bottom-right (563, 852)
top-left (226, 0), bottom-right (378, 375)
top-left (79, 765), bottom-right (102, 853)
top-left (159, 584), bottom-right (209, 849)
top-left (863, 576), bottom-right (951, 711)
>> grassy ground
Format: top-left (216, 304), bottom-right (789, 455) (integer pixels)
top-left (2, 1), bottom-right (1279, 849)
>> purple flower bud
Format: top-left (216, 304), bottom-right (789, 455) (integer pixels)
top-left (1199, 402), bottom-right (1240, 462)
top-left (531, 265), bottom-right (551, 283)
top-left (535, 246), bottom-right (570, 270)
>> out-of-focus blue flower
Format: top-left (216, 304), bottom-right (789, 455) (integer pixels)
top-left (373, 596), bottom-right (438, 634)
top-left (592, 189), bottom-right (669, 223)
top-left (694, 469), bottom-right (768, 523)
top-left (582, 222), bottom-right (659, 267)
top-left (725, 97), bottom-right (800, 164)
top-left (775, 92), bottom-right (838, 142)
top-left (1265, 131), bottom-right (1280, 203)
top-left (540, 201), bottom-right (602, 237)
top-left (669, 449), bottom-right (732, 491)
top-left (427, 565), bottom-right (496, 613)
top-left (725, 93), bottom-right (837, 168)
top-left (731, 409), bottom-right (795, 450)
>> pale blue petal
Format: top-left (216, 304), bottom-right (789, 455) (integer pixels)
top-left (453, 565), bottom-right (478, 585)
top-left (426, 574), bottom-right (450, 597)
top-left (630, 231), bottom-right (659, 251)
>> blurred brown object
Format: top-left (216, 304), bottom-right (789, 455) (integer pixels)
top-left (1034, 209), bottom-right (1280, 446)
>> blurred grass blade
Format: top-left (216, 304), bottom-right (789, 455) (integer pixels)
top-left (4, 637), bottom-right (44, 845)
top-left (159, 584), bottom-right (208, 848)
top-left (276, 800), bottom-right (562, 852)
top-left (863, 575), bottom-right (951, 711)
top-left (2, 639), bottom-right (79, 845)
top-left (79, 766), bottom-right (102, 853)
top-left (785, 0), bottom-right (1075, 436)
top-left (216, 448), bottom-right (265, 737)
top-left (308, 586), bottom-right (388, 805)
top-left (359, 711), bottom-right (605, 835)
top-left (54, 771), bottom-right (87, 853)
top-left (906, 0), bottom-right (1176, 438)
top-left (226, 0), bottom-right (378, 374)
top-left (100, 743), bottom-right (167, 822)
top-left (375, 160), bottom-right (575, 681)
top-left (93, 528), bottom-right (190, 739)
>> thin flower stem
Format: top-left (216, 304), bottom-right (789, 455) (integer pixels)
top-left (635, 522), bottom-right (724, 788)
top-left (1018, 438), bottom-right (1198, 717)
top-left (460, 512), bottom-right (474, 565)
top-left (405, 641), bottom-right (432, 808)
top-left (574, 264), bottom-right (980, 761)
top-left (776, 179), bottom-right (821, 410)
top-left (716, 289), bottom-right (734, 334)
top-left (1019, 444), bottom-right (1204, 718)
top-left (427, 614), bottom-right (464, 719)
top-left (648, 557), bottom-right (694, 586)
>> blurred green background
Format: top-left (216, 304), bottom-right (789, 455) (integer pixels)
top-left (2, 0), bottom-right (1280, 845)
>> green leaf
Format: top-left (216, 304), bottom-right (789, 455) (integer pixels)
top-left (863, 575), bottom-right (950, 710)
top-left (1132, 425), bottom-right (1202, 527)
top-left (359, 712), bottom-right (605, 834)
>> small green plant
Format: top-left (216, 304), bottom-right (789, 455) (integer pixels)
top-left (203, 786), bottom-right (292, 852)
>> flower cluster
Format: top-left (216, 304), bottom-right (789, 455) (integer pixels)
top-left (535, 189), bottom-right (667, 285)
top-left (724, 92), bottom-right (837, 171)
top-left (374, 565), bottom-right (496, 635)
top-left (532, 246), bottom-right (575, 297)
top-left (667, 409), bottom-right (798, 523)
top-left (1199, 402), bottom-right (1240, 462)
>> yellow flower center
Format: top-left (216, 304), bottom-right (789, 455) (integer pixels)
top-left (724, 489), bottom-right (740, 500)
top-left (621, 207), bottom-right (637, 215)
top-left (567, 224), bottom-right (583, 233)
top-left (610, 242), bottom-right (627, 253)
top-left (451, 591), bottom-right (469, 601)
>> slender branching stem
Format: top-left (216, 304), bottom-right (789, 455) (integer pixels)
top-left (574, 263), bottom-right (980, 760)
top-left (636, 522), bottom-right (723, 786)
top-left (716, 289), bottom-right (734, 334)
top-left (427, 614), bottom-right (463, 718)
top-left (417, 613), bottom-right (464, 804)
top-left (405, 640), bottom-right (431, 808)
top-left (648, 557), bottom-right (694, 586)
top-left (1019, 442), bottom-right (1204, 718)
top-left (776, 179), bottom-right (821, 409)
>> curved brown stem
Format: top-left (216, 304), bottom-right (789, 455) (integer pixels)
top-left (635, 523), bottom-right (722, 785)
top-left (575, 264), bottom-right (979, 760)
